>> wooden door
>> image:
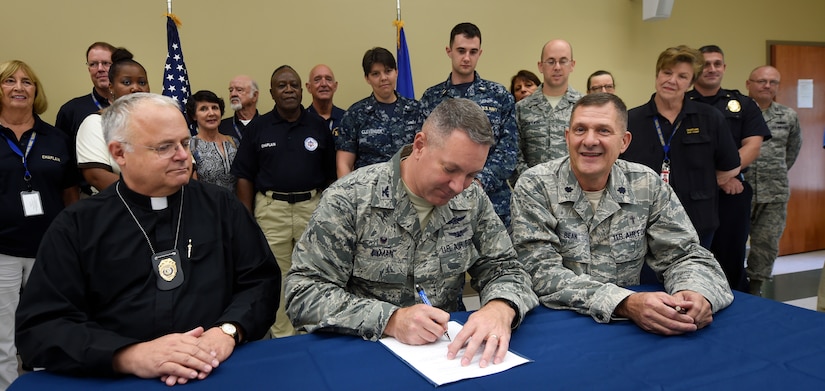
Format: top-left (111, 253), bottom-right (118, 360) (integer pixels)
top-left (770, 43), bottom-right (825, 255)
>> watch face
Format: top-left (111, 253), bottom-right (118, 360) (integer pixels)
top-left (221, 323), bottom-right (237, 335)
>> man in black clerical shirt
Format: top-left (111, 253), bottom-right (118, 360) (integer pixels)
top-left (16, 93), bottom-right (280, 386)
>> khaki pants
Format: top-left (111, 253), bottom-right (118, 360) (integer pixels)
top-left (255, 191), bottom-right (320, 338)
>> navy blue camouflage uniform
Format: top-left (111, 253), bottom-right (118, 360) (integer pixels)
top-left (420, 72), bottom-right (518, 227)
top-left (336, 92), bottom-right (424, 170)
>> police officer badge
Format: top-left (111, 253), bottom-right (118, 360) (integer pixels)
top-left (152, 249), bottom-right (185, 290)
top-left (158, 258), bottom-right (177, 281)
top-left (727, 99), bottom-right (741, 113)
top-left (304, 137), bottom-right (318, 151)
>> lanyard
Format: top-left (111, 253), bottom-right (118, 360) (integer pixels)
top-left (232, 119), bottom-right (243, 139)
top-left (90, 91), bottom-right (104, 110)
top-left (2, 131), bottom-right (37, 188)
top-left (653, 116), bottom-right (681, 163)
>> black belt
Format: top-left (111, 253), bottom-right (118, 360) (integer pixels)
top-left (261, 190), bottom-right (314, 204)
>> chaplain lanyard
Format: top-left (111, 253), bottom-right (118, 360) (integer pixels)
top-left (653, 116), bottom-right (681, 184)
top-left (90, 91), bottom-right (104, 110)
top-left (116, 182), bottom-right (186, 290)
top-left (3, 132), bottom-right (43, 216)
top-left (232, 120), bottom-right (242, 140)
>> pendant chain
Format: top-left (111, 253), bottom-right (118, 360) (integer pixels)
top-left (115, 182), bottom-right (184, 254)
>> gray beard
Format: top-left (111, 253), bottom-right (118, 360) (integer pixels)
top-left (230, 101), bottom-right (242, 111)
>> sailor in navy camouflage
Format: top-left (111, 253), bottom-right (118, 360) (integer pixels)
top-left (337, 92), bottom-right (424, 170)
top-left (336, 47), bottom-right (425, 178)
top-left (419, 22), bottom-right (517, 227)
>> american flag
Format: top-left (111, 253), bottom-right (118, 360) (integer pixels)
top-left (163, 15), bottom-right (191, 112)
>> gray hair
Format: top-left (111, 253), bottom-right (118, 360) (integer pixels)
top-left (424, 98), bottom-right (493, 147)
top-left (102, 93), bottom-right (182, 147)
top-left (249, 79), bottom-right (259, 94)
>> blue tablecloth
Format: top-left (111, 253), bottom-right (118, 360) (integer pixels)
top-left (11, 289), bottom-right (825, 390)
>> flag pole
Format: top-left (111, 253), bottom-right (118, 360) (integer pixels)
top-left (167, 0), bottom-right (172, 14)
top-left (394, 0), bottom-right (414, 99)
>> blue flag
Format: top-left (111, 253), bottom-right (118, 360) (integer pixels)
top-left (163, 15), bottom-right (192, 114)
top-left (395, 20), bottom-right (415, 99)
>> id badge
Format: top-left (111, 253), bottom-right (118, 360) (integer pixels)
top-left (660, 161), bottom-right (671, 184)
top-left (152, 249), bottom-right (185, 290)
top-left (21, 191), bottom-right (44, 217)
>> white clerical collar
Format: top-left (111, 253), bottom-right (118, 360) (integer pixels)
top-left (150, 197), bottom-right (169, 210)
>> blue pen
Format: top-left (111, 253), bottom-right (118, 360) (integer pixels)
top-left (415, 284), bottom-right (451, 341)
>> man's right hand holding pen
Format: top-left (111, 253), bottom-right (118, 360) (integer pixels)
top-left (384, 284), bottom-right (451, 345)
top-left (384, 304), bottom-right (451, 345)
top-left (383, 300), bottom-right (516, 369)
top-left (383, 286), bottom-right (516, 369)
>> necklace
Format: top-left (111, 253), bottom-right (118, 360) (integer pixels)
top-left (116, 182), bottom-right (186, 290)
top-left (196, 129), bottom-right (225, 144)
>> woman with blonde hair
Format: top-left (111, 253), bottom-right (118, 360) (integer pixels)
top-left (0, 59), bottom-right (79, 388)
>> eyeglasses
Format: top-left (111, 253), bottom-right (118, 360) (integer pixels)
top-left (124, 139), bottom-right (191, 159)
top-left (749, 79), bottom-right (780, 86)
top-left (542, 58), bottom-right (571, 67)
top-left (589, 84), bottom-right (615, 93)
top-left (87, 61), bottom-right (113, 69)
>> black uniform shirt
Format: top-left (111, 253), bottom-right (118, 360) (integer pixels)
top-left (622, 95), bottom-right (740, 233)
top-left (54, 89), bottom-right (110, 138)
top-left (218, 110), bottom-right (260, 140)
top-left (0, 115), bottom-right (79, 257)
top-left (687, 88), bottom-right (772, 152)
top-left (231, 106), bottom-right (336, 193)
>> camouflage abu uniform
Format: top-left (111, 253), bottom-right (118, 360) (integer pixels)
top-left (285, 146), bottom-right (538, 340)
top-left (514, 85), bottom-right (581, 181)
top-left (745, 102), bottom-right (802, 283)
top-left (420, 72), bottom-right (518, 226)
top-left (511, 157), bottom-right (733, 323)
top-left (336, 92), bottom-right (425, 170)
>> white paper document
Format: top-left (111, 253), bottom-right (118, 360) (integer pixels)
top-left (798, 79), bottom-right (814, 108)
top-left (379, 321), bottom-right (531, 386)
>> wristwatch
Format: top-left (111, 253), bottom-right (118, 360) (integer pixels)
top-left (219, 322), bottom-right (241, 344)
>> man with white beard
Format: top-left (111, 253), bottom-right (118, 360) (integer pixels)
top-left (219, 75), bottom-right (260, 140)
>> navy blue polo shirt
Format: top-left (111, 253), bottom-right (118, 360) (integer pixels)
top-left (219, 110), bottom-right (260, 140)
top-left (231, 106), bottom-right (335, 193)
top-left (0, 115), bottom-right (80, 257)
top-left (621, 95), bottom-right (740, 233)
top-left (306, 104), bottom-right (345, 135)
top-left (55, 89), bottom-right (109, 138)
